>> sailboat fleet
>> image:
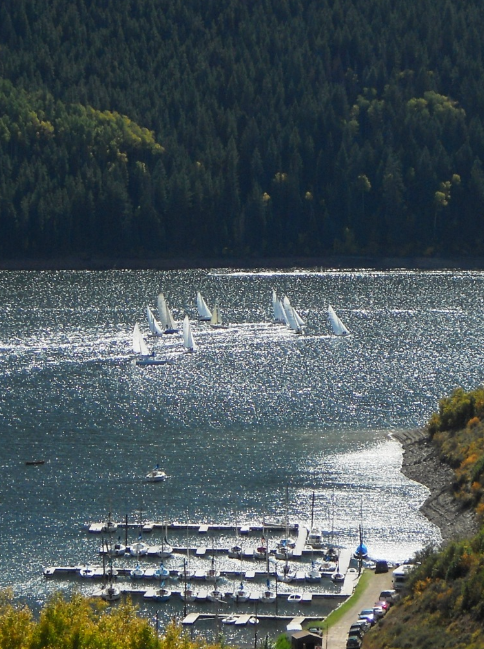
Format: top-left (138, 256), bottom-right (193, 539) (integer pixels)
top-left (131, 288), bottom-right (351, 365)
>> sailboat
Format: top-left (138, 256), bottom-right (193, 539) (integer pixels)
top-left (283, 296), bottom-right (304, 334)
top-left (157, 293), bottom-right (178, 334)
top-left (132, 323), bottom-right (169, 366)
top-left (327, 305), bottom-right (350, 336)
top-left (272, 290), bottom-right (287, 324)
top-left (146, 306), bottom-right (164, 336)
top-left (210, 301), bottom-right (227, 329)
top-left (182, 315), bottom-right (198, 353)
top-left (196, 291), bottom-right (212, 321)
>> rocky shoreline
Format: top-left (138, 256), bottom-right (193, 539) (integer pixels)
top-left (394, 428), bottom-right (479, 544)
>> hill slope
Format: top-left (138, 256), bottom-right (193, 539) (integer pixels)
top-left (2, 0), bottom-right (484, 259)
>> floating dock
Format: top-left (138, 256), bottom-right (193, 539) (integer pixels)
top-left (86, 520), bottom-right (298, 534)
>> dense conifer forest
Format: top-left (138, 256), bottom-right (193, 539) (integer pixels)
top-left (1, 0), bottom-right (484, 259)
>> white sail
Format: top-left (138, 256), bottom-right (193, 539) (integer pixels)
top-left (146, 306), bottom-right (164, 336)
top-left (283, 296), bottom-right (304, 331)
top-left (272, 290), bottom-right (286, 323)
top-left (284, 303), bottom-right (302, 334)
top-left (157, 293), bottom-right (177, 332)
top-left (183, 315), bottom-right (198, 352)
top-left (328, 305), bottom-right (350, 336)
top-left (196, 292), bottom-right (212, 321)
top-left (210, 302), bottom-right (223, 327)
top-left (133, 323), bottom-right (150, 356)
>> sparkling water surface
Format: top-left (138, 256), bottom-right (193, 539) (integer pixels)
top-left (1, 268), bottom-right (483, 641)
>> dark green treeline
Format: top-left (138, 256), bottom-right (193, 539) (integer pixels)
top-left (1, 0), bottom-right (484, 259)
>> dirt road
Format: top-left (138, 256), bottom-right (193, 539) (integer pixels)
top-left (325, 571), bottom-right (394, 649)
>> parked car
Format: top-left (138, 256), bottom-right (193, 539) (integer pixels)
top-left (375, 599), bottom-right (390, 612)
top-left (359, 609), bottom-right (376, 625)
top-left (372, 604), bottom-right (386, 619)
top-left (375, 560), bottom-right (389, 573)
top-left (348, 625), bottom-right (365, 639)
top-left (346, 636), bottom-right (362, 649)
top-left (350, 620), bottom-right (371, 633)
top-left (379, 589), bottom-right (398, 604)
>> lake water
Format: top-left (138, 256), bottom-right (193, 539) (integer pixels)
top-left (1, 267), bottom-right (483, 641)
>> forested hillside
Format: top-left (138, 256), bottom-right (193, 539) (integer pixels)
top-left (1, 0), bottom-right (484, 259)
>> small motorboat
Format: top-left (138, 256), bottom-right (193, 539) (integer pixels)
top-left (146, 465), bottom-right (167, 482)
top-left (332, 571), bottom-right (345, 583)
top-left (221, 616), bottom-right (238, 625)
top-left (287, 593), bottom-right (303, 603)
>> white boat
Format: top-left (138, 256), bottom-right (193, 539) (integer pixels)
top-left (259, 589), bottom-right (276, 604)
top-left (287, 593), bottom-right (303, 603)
top-left (154, 562), bottom-right (170, 579)
top-left (221, 615), bottom-right (238, 625)
top-left (132, 323), bottom-right (169, 366)
top-left (307, 527), bottom-right (323, 548)
top-left (207, 587), bottom-right (225, 602)
top-left (146, 306), bottom-right (164, 336)
top-left (196, 292), bottom-right (212, 321)
top-left (182, 315), bottom-right (198, 353)
top-left (157, 293), bottom-right (178, 334)
top-left (328, 305), bottom-right (350, 336)
top-left (129, 540), bottom-right (149, 557)
top-left (204, 555), bottom-right (220, 582)
top-left (231, 581), bottom-right (250, 603)
top-left (180, 583), bottom-right (197, 603)
top-left (100, 583), bottom-right (121, 602)
top-left (272, 290), bottom-right (287, 324)
top-left (130, 563), bottom-right (145, 579)
top-left (101, 514), bottom-right (117, 534)
top-left (210, 301), bottom-right (226, 328)
top-left (276, 561), bottom-right (296, 583)
top-left (146, 465), bottom-right (167, 482)
top-left (228, 544), bottom-right (243, 559)
top-left (144, 583), bottom-right (171, 602)
top-left (305, 561), bottom-right (322, 583)
top-left (283, 297), bottom-right (304, 334)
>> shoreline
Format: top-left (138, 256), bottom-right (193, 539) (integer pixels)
top-left (3, 254), bottom-right (484, 271)
top-left (394, 428), bottom-right (478, 544)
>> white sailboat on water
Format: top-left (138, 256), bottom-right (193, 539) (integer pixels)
top-left (328, 305), bottom-right (350, 336)
top-left (182, 315), bottom-right (198, 353)
top-left (196, 291), bottom-right (212, 321)
top-left (272, 290), bottom-right (287, 324)
top-left (157, 293), bottom-right (178, 334)
top-left (132, 323), bottom-right (170, 366)
top-left (210, 301), bottom-right (227, 329)
top-left (282, 296), bottom-right (304, 334)
top-left (146, 306), bottom-right (164, 336)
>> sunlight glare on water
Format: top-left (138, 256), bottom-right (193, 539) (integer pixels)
top-left (1, 267), bottom-right (483, 632)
